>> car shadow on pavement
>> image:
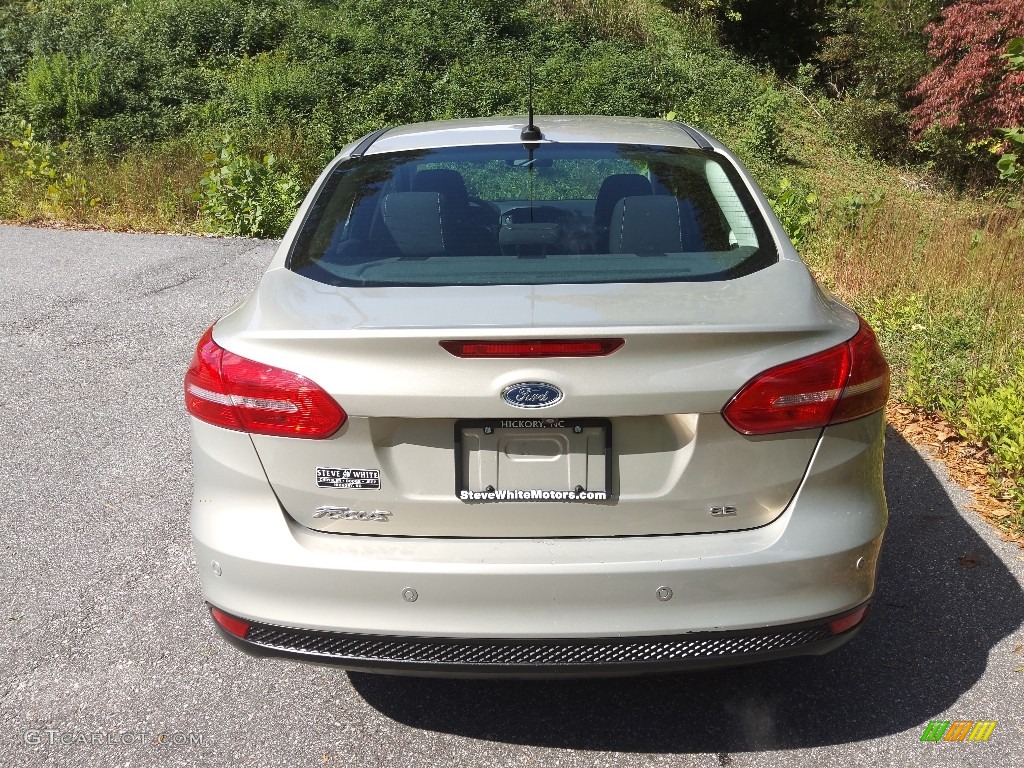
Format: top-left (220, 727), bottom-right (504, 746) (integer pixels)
top-left (349, 429), bottom-right (1024, 752)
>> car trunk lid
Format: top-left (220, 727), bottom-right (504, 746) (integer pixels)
top-left (215, 262), bottom-right (857, 538)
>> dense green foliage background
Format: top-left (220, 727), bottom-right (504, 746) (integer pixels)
top-left (2, 0), bottom-right (1019, 190)
top-left (0, 0), bottom-right (772, 176)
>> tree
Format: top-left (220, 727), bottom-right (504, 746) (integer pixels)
top-left (817, 1), bottom-right (941, 102)
top-left (909, 1), bottom-right (1024, 143)
top-left (702, 0), bottom-right (830, 72)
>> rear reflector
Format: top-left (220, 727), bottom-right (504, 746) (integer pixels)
top-left (440, 338), bottom-right (623, 358)
top-left (210, 606), bottom-right (250, 639)
top-left (827, 604), bottom-right (870, 635)
top-left (722, 319), bottom-right (889, 435)
top-left (185, 326), bottom-right (346, 438)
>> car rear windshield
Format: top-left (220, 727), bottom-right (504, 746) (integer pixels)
top-left (287, 143), bottom-right (777, 287)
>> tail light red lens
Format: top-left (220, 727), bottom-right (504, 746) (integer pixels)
top-left (184, 327), bottom-right (345, 438)
top-left (722, 319), bottom-right (889, 435)
top-left (440, 338), bottom-right (623, 358)
top-left (830, 322), bottom-right (890, 425)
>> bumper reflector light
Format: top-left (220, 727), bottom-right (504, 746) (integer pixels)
top-left (210, 606), bottom-right (251, 639)
top-left (826, 604), bottom-right (870, 635)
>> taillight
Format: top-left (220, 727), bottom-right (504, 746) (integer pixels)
top-left (440, 338), bottom-right (623, 358)
top-left (722, 319), bottom-right (889, 435)
top-left (184, 327), bottom-right (345, 438)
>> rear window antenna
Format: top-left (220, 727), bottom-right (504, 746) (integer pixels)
top-left (521, 66), bottom-right (542, 142)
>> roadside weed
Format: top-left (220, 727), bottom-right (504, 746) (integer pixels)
top-left (195, 135), bottom-right (302, 238)
top-left (0, 120), bottom-right (98, 216)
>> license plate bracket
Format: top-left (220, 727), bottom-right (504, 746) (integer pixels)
top-left (454, 418), bottom-right (612, 501)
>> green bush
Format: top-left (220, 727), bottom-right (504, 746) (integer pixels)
top-left (914, 124), bottom-right (998, 190)
top-left (21, 50), bottom-right (104, 136)
top-left (963, 360), bottom-right (1024, 510)
top-left (830, 96), bottom-right (915, 163)
top-left (833, 189), bottom-right (885, 232)
top-left (857, 290), bottom-right (998, 411)
top-left (0, 0), bottom-right (782, 164)
top-left (854, 287), bottom-right (1024, 517)
top-left (5, 0), bottom-right (299, 149)
top-left (533, 38), bottom-right (674, 116)
top-left (740, 90), bottom-right (785, 165)
top-left (0, 2), bottom-right (32, 102)
top-left (998, 128), bottom-right (1024, 182)
top-left (767, 177), bottom-right (817, 249)
top-left (195, 134), bottom-right (301, 238)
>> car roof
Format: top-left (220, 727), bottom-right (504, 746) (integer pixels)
top-left (358, 115), bottom-right (708, 155)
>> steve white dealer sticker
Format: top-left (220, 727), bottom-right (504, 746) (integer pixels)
top-left (316, 467), bottom-right (381, 490)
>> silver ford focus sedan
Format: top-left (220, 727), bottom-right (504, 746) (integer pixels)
top-left (186, 115), bottom-right (889, 676)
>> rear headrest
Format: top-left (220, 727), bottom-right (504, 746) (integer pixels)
top-left (411, 169), bottom-right (469, 207)
top-left (593, 174), bottom-right (653, 230)
top-left (381, 191), bottom-right (450, 256)
top-left (608, 196), bottom-right (703, 253)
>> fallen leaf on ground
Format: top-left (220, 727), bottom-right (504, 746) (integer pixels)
top-left (886, 403), bottom-right (1022, 548)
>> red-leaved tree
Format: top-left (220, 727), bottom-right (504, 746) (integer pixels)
top-left (909, 0), bottom-right (1024, 142)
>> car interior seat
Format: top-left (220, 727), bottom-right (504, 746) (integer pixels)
top-left (412, 168), bottom-right (498, 254)
top-left (592, 174), bottom-right (653, 251)
top-left (377, 191), bottom-right (454, 257)
top-left (608, 195), bottom-right (704, 254)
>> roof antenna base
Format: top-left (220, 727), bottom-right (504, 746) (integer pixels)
top-left (520, 124), bottom-right (542, 142)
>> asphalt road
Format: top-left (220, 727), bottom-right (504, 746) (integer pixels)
top-left (1, 224), bottom-right (1022, 768)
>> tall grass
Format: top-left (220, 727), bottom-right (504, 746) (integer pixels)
top-left (0, 139), bottom-right (205, 230)
top-left (817, 196), bottom-right (1024, 375)
top-left (807, 195), bottom-right (1024, 529)
top-left (80, 143), bottom-right (206, 231)
top-left (543, 0), bottom-right (655, 42)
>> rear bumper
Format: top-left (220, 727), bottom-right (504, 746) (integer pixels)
top-left (190, 413), bottom-right (887, 673)
top-left (210, 604), bottom-right (869, 677)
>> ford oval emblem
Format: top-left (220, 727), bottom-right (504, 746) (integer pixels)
top-left (501, 382), bottom-right (563, 409)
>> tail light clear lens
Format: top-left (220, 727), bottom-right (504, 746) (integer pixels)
top-left (184, 327), bottom-right (345, 438)
top-left (723, 319), bottom-right (889, 435)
